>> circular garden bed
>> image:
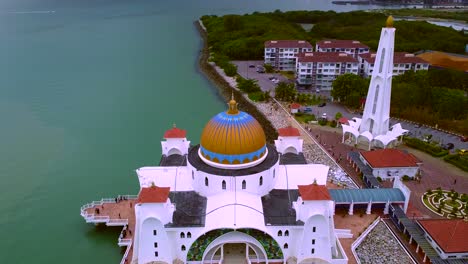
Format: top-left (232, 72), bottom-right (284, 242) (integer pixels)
top-left (422, 188), bottom-right (468, 219)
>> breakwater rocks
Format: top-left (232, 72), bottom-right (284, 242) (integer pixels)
top-left (356, 222), bottom-right (413, 264)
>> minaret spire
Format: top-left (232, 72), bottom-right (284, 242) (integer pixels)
top-left (359, 16), bottom-right (395, 137)
top-left (227, 92), bottom-right (239, 115)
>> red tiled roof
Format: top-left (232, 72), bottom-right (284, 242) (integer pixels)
top-left (290, 103), bottom-right (301, 109)
top-left (278, 126), bottom-right (300, 137)
top-left (338, 117), bottom-right (349, 124)
top-left (359, 52), bottom-right (429, 64)
top-left (137, 186), bottom-right (171, 204)
top-left (297, 52), bottom-right (358, 63)
top-left (298, 184), bottom-right (331, 201)
top-left (164, 127), bottom-right (186, 138)
top-left (316, 40), bottom-right (369, 49)
top-left (360, 149), bottom-right (420, 168)
top-left (265, 40), bottom-right (313, 49)
top-left (418, 219), bottom-right (468, 253)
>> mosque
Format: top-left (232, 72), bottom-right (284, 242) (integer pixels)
top-left (133, 97), bottom-right (348, 264)
top-left (81, 16), bottom-right (412, 264)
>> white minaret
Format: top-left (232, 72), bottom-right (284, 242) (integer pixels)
top-left (359, 16), bottom-right (395, 137)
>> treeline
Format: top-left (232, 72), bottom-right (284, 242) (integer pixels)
top-left (331, 69), bottom-right (468, 134)
top-left (372, 8), bottom-right (468, 23)
top-left (200, 10), bottom-right (468, 62)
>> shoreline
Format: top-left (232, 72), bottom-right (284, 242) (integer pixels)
top-left (194, 21), bottom-right (279, 143)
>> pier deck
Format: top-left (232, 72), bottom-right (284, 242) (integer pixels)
top-left (81, 195), bottom-right (137, 264)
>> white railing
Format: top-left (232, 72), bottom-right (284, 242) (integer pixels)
top-left (119, 241), bottom-right (132, 264)
top-left (351, 217), bottom-right (381, 264)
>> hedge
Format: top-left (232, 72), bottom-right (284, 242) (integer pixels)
top-left (444, 154), bottom-right (468, 172)
top-left (404, 137), bottom-right (448, 157)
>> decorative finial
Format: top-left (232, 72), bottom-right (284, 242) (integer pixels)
top-left (386, 16), bottom-right (394, 28)
top-left (313, 178), bottom-right (317, 185)
top-left (173, 123), bottom-right (176, 128)
top-left (227, 94), bottom-right (239, 115)
top-left (151, 182), bottom-right (156, 187)
top-left (231, 90), bottom-right (234, 101)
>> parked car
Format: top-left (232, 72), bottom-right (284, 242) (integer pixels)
top-left (414, 124), bottom-right (421, 128)
top-left (460, 136), bottom-right (468, 142)
top-left (441, 143), bottom-right (454, 150)
top-left (249, 64), bottom-right (255, 68)
top-left (316, 89), bottom-right (320, 93)
top-left (318, 102), bottom-right (326, 107)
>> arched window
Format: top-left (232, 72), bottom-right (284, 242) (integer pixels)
top-left (187, 232), bottom-right (192, 238)
top-left (181, 245), bottom-right (186, 251)
top-left (379, 48), bottom-right (386, 73)
top-left (284, 243), bottom-right (288, 249)
top-left (205, 177), bottom-right (209, 187)
top-left (312, 239), bottom-right (315, 245)
top-left (222, 180), bottom-right (226, 190)
top-left (311, 248), bottom-right (315, 254)
top-left (242, 180), bottom-right (246, 190)
top-left (284, 230), bottom-right (289, 236)
top-left (192, 171), bottom-right (194, 180)
top-left (372, 85), bottom-right (379, 114)
top-left (259, 176), bottom-right (263, 186)
top-left (180, 232), bottom-right (185, 239)
top-left (278, 230), bottom-right (283, 237)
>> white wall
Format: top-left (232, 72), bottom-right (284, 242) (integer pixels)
top-left (161, 138), bottom-right (190, 156)
top-left (275, 136), bottom-right (303, 154)
top-left (372, 166), bottom-right (418, 180)
top-left (188, 160), bottom-right (279, 197)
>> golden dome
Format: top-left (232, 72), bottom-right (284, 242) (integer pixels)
top-left (199, 102), bottom-right (267, 165)
top-left (386, 16), bottom-right (394, 28)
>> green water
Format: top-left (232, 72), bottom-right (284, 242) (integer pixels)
top-left (0, 0), bottom-right (399, 262)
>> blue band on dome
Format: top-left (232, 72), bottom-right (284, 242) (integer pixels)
top-left (200, 145), bottom-right (266, 164)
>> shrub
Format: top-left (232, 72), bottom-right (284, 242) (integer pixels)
top-left (444, 154), bottom-right (468, 172)
top-left (248, 91), bottom-right (268, 102)
top-left (318, 119), bottom-right (327, 126)
top-left (223, 62), bottom-right (237, 77)
top-left (329, 120), bottom-right (337, 128)
top-left (402, 175), bottom-right (411, 181)
top-left (377, 176), bottom-right (383, 182)
top-left (404, 137), bottom-right (449, 157)
top-left (426, 189), bottom-right (433, 195)
top-left (335, 112), bottom-right (343, 120)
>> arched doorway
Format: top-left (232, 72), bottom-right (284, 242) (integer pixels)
top-left (186, 229), bottom-right (283, 263)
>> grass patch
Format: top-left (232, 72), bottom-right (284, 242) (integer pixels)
top-left (404, 137), bottom-right (448, 157)
top-left (279, 71), bottom-right (295, 80)
top-left (294, 112), bottom-right (316, 123)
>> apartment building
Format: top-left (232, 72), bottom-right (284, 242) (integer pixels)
top-left (315, 40), bottom-right (370, 58)
top-left (296, 52), bottom-right (359, 90)
top-left (264, 40), bottom-right (313, 71)
top-left (359, 52), bottom-right (430, 78)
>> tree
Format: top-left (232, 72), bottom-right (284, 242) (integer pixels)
top-left (237, 77), bottom-right (261, 93)
top-left (331, 73), bottom-right (368, 107)
top-left (223, 63), bottom-right (237, 77)
top-left (275, 82), bottom-right (296, 101)
top-left (223, 15), bottom-right (243, 32)
top-left (335, 112), bottom-right (343, 120)
top-left (264, 64), bottom-right (274, 73)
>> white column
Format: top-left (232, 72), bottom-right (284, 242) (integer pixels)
top-left (423, 253), bottom-right (427, 263)
top-left (366, 201), bottom-right (372, 215)
top-left (348, 202), bottom-right (354, 215)
top-left (416, 244), bottom-right (420, 253)
top-left (384, 200), bottom-right (390, 215)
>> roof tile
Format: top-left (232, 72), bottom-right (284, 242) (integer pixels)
top-left (298, 184), bottom-right (331, 201)
top-left (137, 186), bottom-right (171, 204)
top-left (418, 219), bottom-right (468, 253)
top-left (360, 149), bottom-right (420, 168)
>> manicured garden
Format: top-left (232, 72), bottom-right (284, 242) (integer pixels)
top-left (186, 228), bottom-right (283, 261)
top-left (422, 188), bottom-right (468, 219)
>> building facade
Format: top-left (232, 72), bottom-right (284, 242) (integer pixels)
top-left (264, 40), bottom-right (313, 71)
top-left (359, 149), bottom-right (421, 180)
top-left (418, 219), bottom-right (468, 260)
top-left (315, 40), bottom-right (370, 58)
top-left (132, 98), bottom-right (349, 264)
top-left (359, 52), bottom-right (430, 78)
top-left (296, 52), bottom-right (359, 90)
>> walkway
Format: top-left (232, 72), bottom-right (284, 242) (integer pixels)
top-left (81, 196), bottom-right (137, 264)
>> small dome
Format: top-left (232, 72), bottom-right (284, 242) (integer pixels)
top-left (199, 98), bottom-right (266, 167)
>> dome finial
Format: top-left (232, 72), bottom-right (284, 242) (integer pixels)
top-left (386, 16), bottom-right (394, 28)
top-left (227, 93), bottom-right (239, 115)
